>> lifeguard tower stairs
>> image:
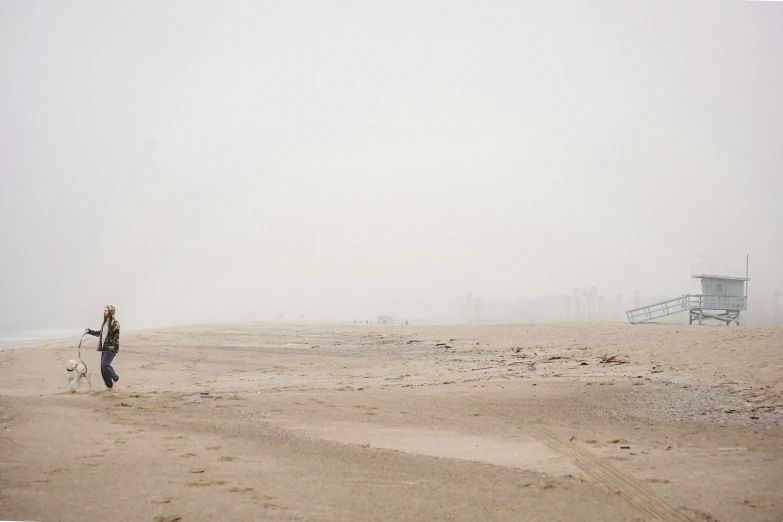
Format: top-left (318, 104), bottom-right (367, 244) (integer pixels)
top-left (626, 275), bottom-right (749, 325)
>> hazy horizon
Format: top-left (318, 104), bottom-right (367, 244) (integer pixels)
top-left (2, 1), bottom-right (782, 330)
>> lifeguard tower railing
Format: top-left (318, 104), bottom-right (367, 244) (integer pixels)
top-left (625, 294), bottom-right (747, 324)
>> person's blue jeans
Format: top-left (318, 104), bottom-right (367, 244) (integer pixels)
top-left (100, 351), bottom-right (119, 388)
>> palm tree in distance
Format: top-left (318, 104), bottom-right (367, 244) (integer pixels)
top-left (581, 289), bottom-right (589, 318)
top-left (588, 286), bottom-right (599, 317)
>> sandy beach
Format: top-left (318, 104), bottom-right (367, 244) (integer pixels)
top-left (1, 322), bottom-right (781, 521)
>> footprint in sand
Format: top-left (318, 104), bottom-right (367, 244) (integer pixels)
top-left (227, 486), bottom-right (254, 493)
top-left (205, 446), bottom-right (222, 451)
top-left (187, 479), bottom-right (226, 487)
top-left (219, 456), bottom-right (235, 461)
top-left (153, 516), bottom-right (181, 522)
top-left (150, 496), bottom-right (172, 504)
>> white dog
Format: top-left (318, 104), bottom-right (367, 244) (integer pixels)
top-left (65, 359), bottom-right (92, 392)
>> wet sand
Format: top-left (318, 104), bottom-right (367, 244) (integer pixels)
top-left (1, 322), bottom-right (781, 521)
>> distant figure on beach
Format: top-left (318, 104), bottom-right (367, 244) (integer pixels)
top-left (85, 305), bottom-right (121, 390)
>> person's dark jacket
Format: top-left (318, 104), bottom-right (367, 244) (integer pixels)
top-left (87, 305), bottom-right (120, 354)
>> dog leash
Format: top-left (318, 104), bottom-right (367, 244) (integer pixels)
top-left (77, 332), bottom-right (89, 371)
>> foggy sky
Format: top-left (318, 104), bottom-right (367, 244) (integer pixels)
top-left (1, 1), bottom-right (782, 329)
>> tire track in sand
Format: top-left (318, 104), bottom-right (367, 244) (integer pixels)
top-left (464, 398), bottom-right (692, 522)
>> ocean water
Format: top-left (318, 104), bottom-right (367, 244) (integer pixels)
top-left (0, 328), bottom-right (84, 348)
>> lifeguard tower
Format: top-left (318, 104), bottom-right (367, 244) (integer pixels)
top-left (625, 273), bottom-right (749, 326)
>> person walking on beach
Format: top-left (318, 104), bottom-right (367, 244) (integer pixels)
top-left (85, 305), bottom-right (121, 390)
